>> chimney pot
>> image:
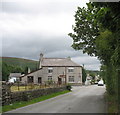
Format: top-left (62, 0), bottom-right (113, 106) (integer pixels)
top-left (39, 53), bottom-right (43, 69)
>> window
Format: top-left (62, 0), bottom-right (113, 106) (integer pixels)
top-left (27, 76), bottom-right (34, 83)
top-left (48, 76), bottom-right (52, 81)
top-left (69, 76), bottom-right (74, 82)
top-left (48, 68), bottom-right (53, 73)
top-left (68, 68), bottom-right (74, 72)
top-left (19, 77), bottom-right (22, 81)
top-left (38, 77), bottom-right (42, 83)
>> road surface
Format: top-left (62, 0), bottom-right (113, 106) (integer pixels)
top-left (6, 85), bottom-right (107, 113)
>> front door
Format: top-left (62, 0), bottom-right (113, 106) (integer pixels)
top-left (38, 77), bottom-right (42, 84)
top-left (58, 77), bottom-right (62, 85)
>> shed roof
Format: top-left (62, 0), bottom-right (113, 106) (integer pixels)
top-left (9, 73), bottom-right (21, 78)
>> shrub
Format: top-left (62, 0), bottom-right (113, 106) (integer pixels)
top-left (66, 84), bottom-right (72, 91)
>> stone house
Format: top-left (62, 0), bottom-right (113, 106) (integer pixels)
top-left (22, 53), bottom-right (82, 85)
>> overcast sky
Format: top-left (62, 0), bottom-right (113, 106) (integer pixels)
top-left (1, 0), bottom-right (101, 70)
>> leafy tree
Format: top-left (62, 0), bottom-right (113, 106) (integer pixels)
top-left (89, 73), bottom-right (95, 80)
top-left (24, 66), bottom-right (29, 74)
top-left (68, 2), bottom-right (120, 62)
top-left (2, 62), bottom-right (10, 81)
top-left (2, 62), bottom-right (24, 81)
top-left (82, 68), bottom-right (87, 83)
top-left (69, 2), bottom-right (120, 112)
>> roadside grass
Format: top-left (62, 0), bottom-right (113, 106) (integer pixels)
top-left (106, 93), bottom-right (118, 113)
top-left (0, 106), bottom-right (2, 114)
top-left (2, 90), bottom-right (70, 113)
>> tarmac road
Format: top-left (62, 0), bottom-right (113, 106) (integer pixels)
top-left (6, 85), bottom-right (107, 113)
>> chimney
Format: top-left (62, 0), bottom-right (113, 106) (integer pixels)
top-left (39, 53), bottom-right (43, 69)
top-left (28, 68), bottom-right (31, 73)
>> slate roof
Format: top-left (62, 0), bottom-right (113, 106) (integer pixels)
top-left (9, 73), bottom-right (21, 78)
top-left (23, 58), bottom-right (81, 77)
top-left (42, 58), bottom-right (81, 67)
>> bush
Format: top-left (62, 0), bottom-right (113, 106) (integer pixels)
top-left (66, 84), bottom-right (72, 91)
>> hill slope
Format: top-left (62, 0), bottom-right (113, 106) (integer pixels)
top-left (1, 57), bottom-right (39, 70)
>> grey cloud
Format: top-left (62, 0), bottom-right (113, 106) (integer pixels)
top-left (2, 33), bottom-right (75, 58)
top-left (2, 1), bottom-right (79, 15)
top-left (2, 32), bottom-right (88, 60)
top-left (45, 50), bottom-right (83, 58)
top-left (84, 64), bottom-right (101, 70)
top-left (73, 56), bottom-right (100, 65)
top-left (72, 56), bottom-right (100, 70)
top-left (2, 30), bottom-right (100, 70)
top-left (2, 0), bottom-right (100, 70)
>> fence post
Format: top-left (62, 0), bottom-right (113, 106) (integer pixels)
top-left (45, 83), bottom-right (46, 88)
top-left (30, 83), bottom-right (32, 89)
top-left (25, 81), bottom-right (27, 90)
top-left (17, 81), bottom-right (20, 91)
top-left (39, 83), bottom-right (41, 89)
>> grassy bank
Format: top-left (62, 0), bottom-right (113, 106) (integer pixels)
top-left (2, 90), bottom-right (70, 113)
top-left (106, 93), bottom-right (118, 113)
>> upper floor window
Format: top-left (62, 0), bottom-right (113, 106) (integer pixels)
top-left (48, 68), bottom-right (53, 73)
top-left (68, 68), bottom-right (74, 72)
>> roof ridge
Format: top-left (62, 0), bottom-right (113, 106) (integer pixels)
top-left (43, 58), bottom-right (66, 59)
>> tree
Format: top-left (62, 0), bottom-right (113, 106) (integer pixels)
top-left (2, 62), bottom-right (24, 81)
top-left (82, 68), bottom-right (87, 83)
top-left (68, 2), bottom-right (120, 112)
top-left (24, 66), bottom-right (29, 74)
top-left (2, 62), bottom-right (10, 81)
top-left (68, 2), bottom-right (120, 60)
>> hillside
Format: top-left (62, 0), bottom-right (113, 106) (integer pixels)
top-left (1, 57), bottom-right (39, 70)
top-left (1, 57), bottom-right (39, 81)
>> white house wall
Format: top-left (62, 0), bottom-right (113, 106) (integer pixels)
top-left (22, 69), bottom-right (44, 84)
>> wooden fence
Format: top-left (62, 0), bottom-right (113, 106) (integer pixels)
top-left (10, 81), bottom-right (66, 92)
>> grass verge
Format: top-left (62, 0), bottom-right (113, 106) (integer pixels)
top-left (2, 90), bottom-right (70, 113)
top-left (105, 93), bottom-right (118, 113)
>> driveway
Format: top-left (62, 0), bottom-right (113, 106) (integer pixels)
top-left (6, 85), bottom-right (107, 113)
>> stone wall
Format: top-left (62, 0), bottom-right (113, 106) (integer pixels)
top-left (2, 85), bottom-right (66, 106)
top-left (2, 82), bottom-right (11, 106)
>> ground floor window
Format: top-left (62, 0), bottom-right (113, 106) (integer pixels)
top-left (69, 76), bottom-right (74, 82)
top-left (27, 76), bottom-right (34, 83)
top-left (19, 77), bottom-right (22, 81)
top-left (58, 77), bottom-right (62, 85)
top-left (48, 76), bottom-right (52, 81)
top-left (38, 77), bottom-right (42, 83)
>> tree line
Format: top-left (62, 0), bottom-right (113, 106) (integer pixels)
top-left (69, 2), bottom-right (120, 113)
top-left (2, 62), bottom-right (36, 81)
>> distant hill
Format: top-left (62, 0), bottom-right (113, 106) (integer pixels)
top-left (1, 57), bottom-right (39, 71)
